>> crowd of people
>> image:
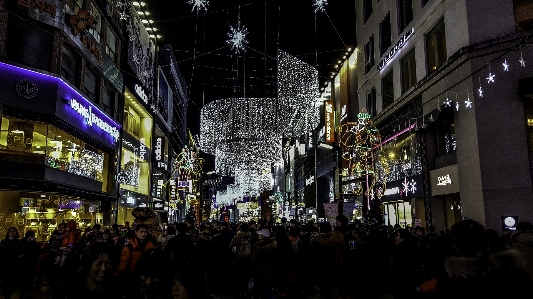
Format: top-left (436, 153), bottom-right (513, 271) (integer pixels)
top-left (0, 215), bottom-right (533, 299)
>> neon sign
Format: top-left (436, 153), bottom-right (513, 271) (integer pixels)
top-left (437, 174), bottom-right (452, 186)
top-left (69, 98), bottom-right (119, 142)
top-left (378, 28), bottom-right (414, 71)
top-left (325, 100), bottom-right (335, 142)
top-left (135, 84), bottom-right (148, 104)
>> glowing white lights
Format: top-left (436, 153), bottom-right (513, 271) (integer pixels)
top-left (503, 59), bottom-right (509, 71)
top-left (187, 0), bottom-right (209, 12)
top-left (520, 54), bottom-right (526, 67)
top-left (465, 97), bottom-right (472, 108)
top-left (313, 0), bottom-right (328, 13)
top-left (486, 73), bottom-right (495, 83)
top-left (478, 86), bottom-right (483, 97)
top-left (227, 20), bottom-right (249, 53)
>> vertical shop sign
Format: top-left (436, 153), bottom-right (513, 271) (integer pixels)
top-left (169, 179), bottom-right (177, 201)
top-left (325, 100), bottom-right (335, 143)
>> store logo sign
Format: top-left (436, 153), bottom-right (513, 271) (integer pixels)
top-left (154, 137), bottom-right (163, 161)
top-left (378, 28), bottom-right (414, 71)
top-left (68, 98), bottom-right (119, 142)
top-left (437, 174), bottom-right (452, 186)
top-left (16, 79), bottom-right (38, 99)
top-left (135, 84), bottom-right (149, 104)
top-left (325, 100), bottom-right (335, 142)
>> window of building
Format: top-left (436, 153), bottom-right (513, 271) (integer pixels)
top-left (513, 0), bottom-right (533, 31)
top-left (88, 3), bottom-right (101, 44)
top-left (401, 48), bottom-right (417, 93)
top-left (363, 0), bottom-right (373, 24)
top-left (83, 68), bottom-right (97, 102)
top-left (364, 35), bottom-right (375, 74)
top-left (398, 0), bottom-right (413, 34)
top-left (60, 46), bottom-right (79, 86)
top-left (366, 87), bottom-right (377, 117)
top-left (101, 85), bottom-right (114, 117)
top-left (66, 0), bottom-right (83, 13)
top-left (106, 27), bottom-right (117, 63)
top-left (124, 106), bottom-right (141, 138)
top-left (382, 70), bottom-right (394, 110)
top-left (380, 13), bottom-right (392, 56)
top-left (426, 19), bottom-right (447, 73)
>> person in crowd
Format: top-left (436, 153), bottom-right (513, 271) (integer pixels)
top-left (58, 220), bottom-right (81, 268)
top-left (354, 227), bottom-right (390, 299)
top-left (21, 230), bottom-right (41, 299)
top-left (289, 219), bottom-right (298, 229)
top-left (158, 225), bottom-right (177, 251)
top-left (310, 221), bottom-right (345, 298)
top-left (185, 217), bottom-right (200, 247)
top-left (431, 219), bottom-right (533, 299)
top-left (288, 226), bottom-right (303, 298)
top-left (390, 228), bottom-right (421, 299)
top-left (0, 227), bottom-right (24, 299)
top-left (500, 228), bottom-right (513, 250)
top-left (272, 225), bottom-right (292, 297)
top-left (172, 263), bottom-right (214, 299)
top-left (229, 223), bottom-right (253, 298)
top-left (118, 224), bottom-right (155, 277)
top-left (135, 248), bottom-right (173, 299)
top-left (486, 229), bottom-right (504, 252)
top-left (100, 229), bottom-right (117, 254)
top-left (48, 230), bottom-right (66, 290)
top-left (165, 223), bottom-right (194, 269)
top-left (512, 221), bottom-right (533, 281)
top-left (210, 222), bottom-right (233, 293)
top-left (251, 228), bottom-right (277, 299)
top-left (53, 242), bottom-right (135, 299)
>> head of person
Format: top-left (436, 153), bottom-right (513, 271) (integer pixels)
top-left (319, 222), bottom-right (333, 234)
top-left (429, 226), bottom-right (436, 233)
top-left (240, 223), bottom-right (250, 233)
top-left (450, 219), bottom-right (488, 257)
top-left (58, 223), bottom-right (68, 234)
top-left (249, 220), bottom-right (257, 230)
top-left (135, 224), bottom-right (150, 241)
top-left (172, 263), bottom-right (205, 299)
top-left (125, 221), bottom-right (130, 227)
top-left (167, 226), bottom-right (177, 236)
top-left (175, 223), bottom-right (188, 235)
top-left (289, 226), bottom-right (301, 237)
top-left (257, 229), bottom-right (270, 240)
top-left (220, 222), bottom-right (229, 231)
top-left (289, 219), bottom-right (298, 227)
top-left (24, 230), bottom-right (36, 241)
top-left (414, 226), bottom-right (425, 237)
top-left (5, 227), bottom-right (19, 240)
top-left (136, 248), bottom-right (172, 291)
top-left (185, 217), bottom-right (195, 227)
top-left (92, 224), bottom-right (102, 232)
top-left (50, 230), bottom-right (60, 241)
top-left (281, 217), bottom-right (287, 224)
top-left (336, 215), bottom-right (349, 227)
top-left (80, 242), bottom-right (117, 285)
top-left (102, 229), bottom-right (111, 240)
top-left (395, 229), bottom-right (410, 245)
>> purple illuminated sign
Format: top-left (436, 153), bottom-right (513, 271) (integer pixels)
top-left (0, 62), bottom-right (121, 147)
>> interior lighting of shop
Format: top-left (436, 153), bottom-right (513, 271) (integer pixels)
top-left (373, 123), bottom-right (417, 149)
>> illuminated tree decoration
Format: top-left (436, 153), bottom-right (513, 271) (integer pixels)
top-left (187, 0), bottom-right (209, 12)
top-left (171, 146), bottom-right (205, 179)
top-left (227, 20), bottom-right (249, 54)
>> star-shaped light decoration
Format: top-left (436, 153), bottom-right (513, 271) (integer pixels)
top-left (227, 20), bottom-right (249, 53)
top-left (119, 12), bottom-right (128, 20)
top-left (503, 59), bottom-right (509, 71)
top-left (429, 114), bottom-right (435, 122)
top-left (465, 97), bottom-right (472, 108)
top-left (456, 101), bottom-right (460, 111)
top-left (444, 98), bottom-right (452, 107)
top-left (486, 73), bottom-right (495, 83)
top-left (520, 53), bottom-right (526, 67)
top-left (313, 0), bottom-right (328, 13)
top-left (478, 86), bottom-right (483, 97)
top-left (421, 122), bottom-right (427, 130)
top-left (187, 0), bottom-right (209, 13)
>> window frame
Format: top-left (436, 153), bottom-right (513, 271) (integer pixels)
top-left (425, 18), bottom-right (447, 74)
top-left (60, 46), bottom-right (80, 86)
top-left (382, 70), bottom-right (394, 110)
top-left (88, 3), bottom-right (102, 44)
top-left (366, 87), bottom-right (377, 117)
top-left (400, 47), bottom-right (417, 94)
top-left (363, 0), bottom-right (373, 24)
top-left (380, 12), bottom-right (392, 56)
top-left (397, 0), bottom-right (414, 34)
top-left (83, 67), bottom-right (98, 102)
top-left (105, 27), bottom-right (117, 63)
top-left (364, 35), bottom-right (375, 74)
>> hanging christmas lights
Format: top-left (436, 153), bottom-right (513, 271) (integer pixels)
top-left (187, 0), bottom-right (209, 12)
top-left (312, 0), bottom-right (328, 13)
top-left (227, 20), bottom-right (249, 53)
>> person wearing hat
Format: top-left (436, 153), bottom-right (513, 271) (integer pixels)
top-left (251, 228), bottom-right (277, 299)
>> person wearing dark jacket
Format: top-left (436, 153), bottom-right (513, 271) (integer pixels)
top-left (390, 229), bottom-right (421, 299)
top-left (229, 223), bottom-right (253, 298)
top-left (251, 229), bottom-right (277, 299)
top-left (0, 227), bottom-right (24, 299)
top-left (21, 230), bottom-right (41, 299)
top-left (210, 222), bottom-right (233, 292)
top-left (165, 223), bottom-right (194, 269)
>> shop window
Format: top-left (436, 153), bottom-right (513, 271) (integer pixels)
top-left (426, 19), bottom-right (447, 73)
top-left (436, 108), bottom-right (455, 156)
top-left (83, 68), bottom-right (98, 102)
top-left (60, 46), bottom-right (80, 86)
top-left (101, 85), bottom-right (115, 117)
top-left (378, 133), bottom-right (422, 183)
top-left (88, 3), bottom-right (102, 44)
top-left (0, 117), bottom-right (48, 154)
top-left (363, 0), bottom-right (373, 24)
top-left (514, 0), bottom-right (533, 31)
top-left (120, 146), bottom-right (150, 195)
top-left (366, 87), bottom-right (377, 117)
top-left (106, 27), bottom-right (117, 63)
top-left (385, 201), bottom-right (412, 227)
top-left (401, 48), bottom-right (417, 93)
top-left (66, 0), bottom-right (83, 13)
top-left (382, 70), bottom-right (394, 110)
top-left (380, 13), bottom-right (392, 56)
top-left (364, 35), bottom-right (375, 74)
top-left (398, 0), bottom-right (413, 34)
top-left (124, 106), bottom-right (141, 138)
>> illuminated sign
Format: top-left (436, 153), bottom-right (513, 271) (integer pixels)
top-left (68, 98), bottom-right (120, 142)
top-left (135, 84), bottom-right (149, 104)
top-left (154, 137), bottom-right (163, 161)
top-left (169, 180), bottom-right (177, 201)
top-left (139, 138), bottom-right (147, 160)
top-left (437, 174), bottom-right (452, 186)
top-left (502, 216), bottom-right (518, 231)
top-left (325, 100), bottom-right (335, 143)
top-left (378, 28), bottom-right (414, 71)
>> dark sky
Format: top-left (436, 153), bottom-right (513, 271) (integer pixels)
top-left (146, 0), bottom-right (356, 134)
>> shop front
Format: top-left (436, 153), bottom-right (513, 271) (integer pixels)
top-left (0, 62), bottom-right (119, 239)
top-left (430, 164), bottom-right (461, 229)
top-left (117, 89), bottom-right (153, 225)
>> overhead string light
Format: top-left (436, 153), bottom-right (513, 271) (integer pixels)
top-left (503, 59), bottom-right (509, 71)
top-left (227, 12), bottom-right (249, 54)
top-left (187, 0), bottom-right (209, 13)
top-left (465, 91), bottom-right (473, 108)
top-left (313, 0), bottom-right (328, 13)
top-left (478, 77), bottom-right (483, 97)
top-left (486, 64), bottom-right (495, 83)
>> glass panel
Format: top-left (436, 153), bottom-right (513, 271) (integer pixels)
top-left (106, 27), bottom-right (117, 62)
top-left (124, 105), bottom-right (141, 138)
top-left (382, 70), bottom-right (394, 109)
top-left (60, 46), bottom-right (79, 86)
top-left (380, 13), bottom-right (392, 55)
top-left (426, 19), bottom-right (447, 73)
top-left (88, 4), bottom-right (101, 44)
top-left (0, 117), bottom-right (48, 154)
top-left (101, 85), bottom-right (114, 116)
top-left (401, 48), bottom-right (417, 93)
top-left (83, 68), bottom-right (97, 102)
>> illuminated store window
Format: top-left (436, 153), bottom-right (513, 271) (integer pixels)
top-left (88, 3), bottom-right (102, 44)
top-left (124, 106), bottom-right (141, 138)
top-left (385, 201), bottom-right (412, 227)
top-left (380, 13), bottom-right (392, 56)
top-left (426, 19), bottom-right (447, 73)
top-left (106, 27), bottom-right (117, 63)
top-left (0, 117), bottom-right (109, 183)
top-left (60, 46), bottom-right (79, 86)
top-left (377, 133), bottom-right (422, 183)
top-left (382, 70), bottom-right (394, 110)
top-left (401, 48), bottom-right (417, 93)
top-left (83, 68), bottom-right (98, 102)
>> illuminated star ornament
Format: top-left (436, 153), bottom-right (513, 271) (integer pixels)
top-left (119, 12), bottom-right (128, 20)
top-left (478, 86), bottom-right (483, 97)
top-left (503, 59), bottom-right (509, 71)
top-left (429, 114), bottom-right (435, 122)
top-left (313, 0), bottom-right (328, 13)
top-left (520, 54), bottom-right (526, 67)
top-left (486, 73), bottom-right (495, 83)
top-left (456, 101), bottom-right (460, 111)
top-left (444, 98), bottom-right (452, 107)
top-left (187, 0), bottom-right (209, 13)
top-left (465, 97), bottom-right (472, 108)
top-left (227, 19), bottom-right (249, 53)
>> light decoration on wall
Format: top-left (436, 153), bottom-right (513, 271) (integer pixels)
top-left (227, 18), bottom-right (249, 54)
top-left (503, 59), bottom-right (509, 71)
top-left (171, 146), bottom-right (204, 178)
top-left (187, 0), bottom-right (209, 12)
top-left (313, 0), bottom-right (328, 13)
top-left (200, 50), bottom-right (319, 196)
